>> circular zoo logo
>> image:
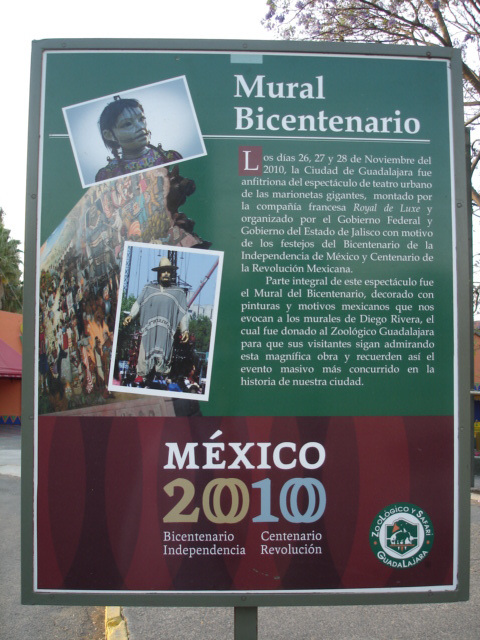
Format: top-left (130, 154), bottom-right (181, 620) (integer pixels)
top-left (369, 503), bottom-right (434, 569)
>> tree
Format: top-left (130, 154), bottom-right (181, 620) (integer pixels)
top-left (116, 294), bottom-right (138, 361)
top-left (0, 209), bottom-right (22, 312)
top-left (263, 0), bottom-right (480, 307)
top-left (188, 314), bottom-right (212, 353)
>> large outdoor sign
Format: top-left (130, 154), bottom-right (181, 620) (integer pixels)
top-left (22, 39), bottom-right (471, 606)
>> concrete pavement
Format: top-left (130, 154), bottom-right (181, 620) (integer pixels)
top-left (118, 458), bottom-right (480, 639)
top-left (0, 464), bottom-right (104, 639)
top-left (3, 426), bottom-right (480, 640)
top-left (120, 503), bottom-right (480, 640)
top-left (0, 424), bottom-right (20, 478)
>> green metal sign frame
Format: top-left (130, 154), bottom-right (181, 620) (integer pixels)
top-left (22, 38), bottom-right (471, 607)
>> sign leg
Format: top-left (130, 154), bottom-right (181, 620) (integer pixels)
top-left (234, 606), bottom-right (258, 640)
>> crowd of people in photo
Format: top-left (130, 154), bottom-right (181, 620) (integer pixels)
top-left (38, 250), bottom-right (120, 414)
top-left (116, 330), bottom-right (206, 395)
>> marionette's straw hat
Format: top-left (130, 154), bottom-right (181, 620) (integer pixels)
top-left (152, 257), bottom-right (177, 272)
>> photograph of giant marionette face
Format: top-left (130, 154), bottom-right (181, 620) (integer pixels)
top-left (109, 242), bottom-right (223, 401)
top-left (63, 76), bottom-right (207, 187)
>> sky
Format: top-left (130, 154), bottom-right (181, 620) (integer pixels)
top-left (0, 0), bottom-right (274, 252)
top-left (125, 244), bottom-right (221, 306)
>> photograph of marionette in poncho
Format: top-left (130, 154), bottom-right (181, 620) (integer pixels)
top-left (123, 256), bottom-right (189, 384)
top-left (110, 243), bottom-right (223, 401)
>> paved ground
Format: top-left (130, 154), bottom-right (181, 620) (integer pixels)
top-left (0, 425), bottom-right (21, 478)
top-left (2, 424), bottom-right (480, 640)
top-left (0, 473), bottom-right (104, 639)
top-left (123, 504), bottom-right (480, 640)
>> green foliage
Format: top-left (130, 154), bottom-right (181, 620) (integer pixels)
top-left (0, 209), bottom-right (23, 312)
top-left (188, 314), bottom-right (212, 353)
top-left (121, 294), bottom-right (138, 317)
top-left (116, 294), bottom-right (138, 360)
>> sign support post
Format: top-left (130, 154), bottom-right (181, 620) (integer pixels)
top-left (234, 607), bottom-right (258, 640)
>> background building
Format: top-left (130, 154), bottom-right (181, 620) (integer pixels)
top-left (0, 311), bottom-right (22, 426)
